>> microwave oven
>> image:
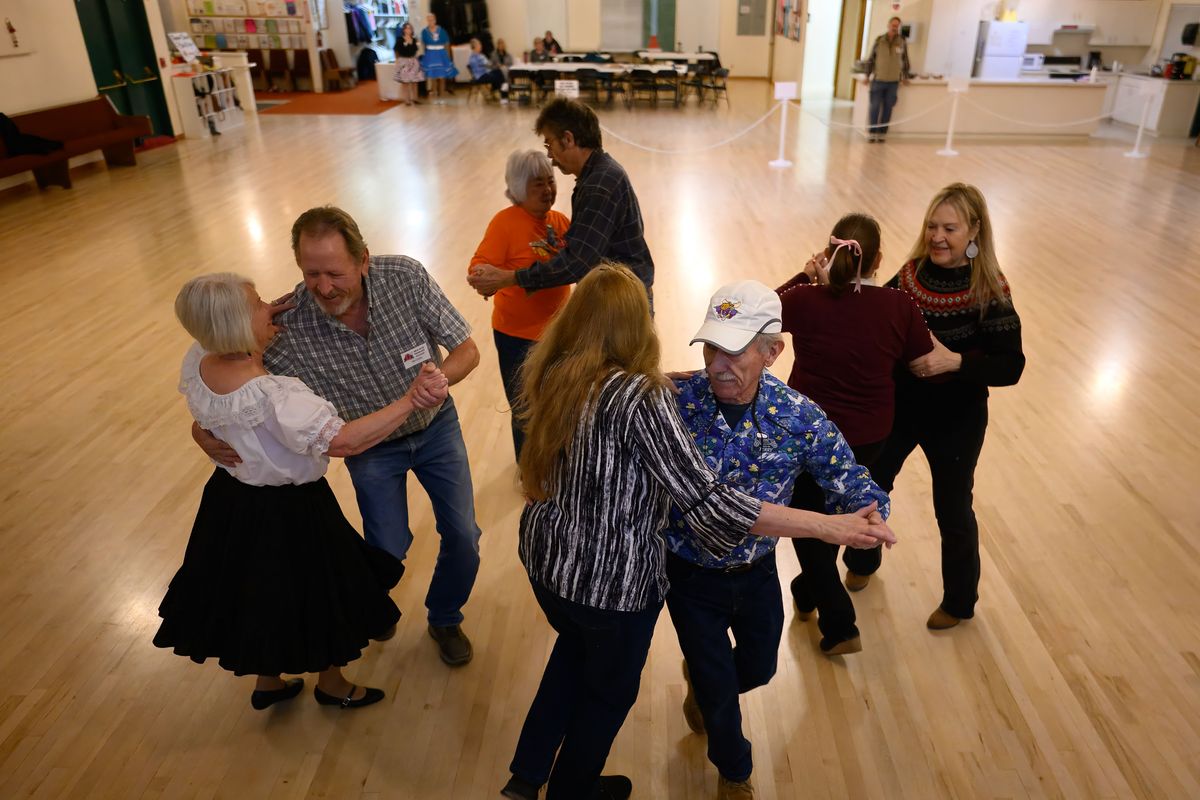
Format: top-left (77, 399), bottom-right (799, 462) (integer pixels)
top-left (1021, 53), bottom-right (1045, 71)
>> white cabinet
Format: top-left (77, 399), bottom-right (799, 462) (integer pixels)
top-left (171, 69), bottom-right (246, 139)
top-left (1089, 1), bottom-right (1158, 46)
top-left (1111, 74), bottom-right (1200, 135)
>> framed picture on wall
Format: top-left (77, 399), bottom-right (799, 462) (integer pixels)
top-left (0, 0), bottom-right (35, 57)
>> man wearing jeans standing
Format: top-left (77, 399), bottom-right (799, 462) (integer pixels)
top-left (865, 16), bottom-right (911, 142)
top-left (665, 281), bottom-right (891, 799)
top-left (193, 206), bottom-right (483, 666)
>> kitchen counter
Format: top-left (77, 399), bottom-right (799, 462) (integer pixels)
top-left (851, 75), bottom-right (1109, 136)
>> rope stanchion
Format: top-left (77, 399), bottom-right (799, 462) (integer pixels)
top-left (1124, 93), bottom-right (1152, 159)
top-left (769, 99), bottom-right (792, 168)
top-left (598, 102), bottom-right (782, 155)
top-left (938, 87), bottom-right (964, 157)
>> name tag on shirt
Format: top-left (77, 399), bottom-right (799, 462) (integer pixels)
top-left (400, 342), bottom-right (432, 368)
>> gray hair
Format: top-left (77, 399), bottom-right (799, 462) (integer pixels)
top-left (753, 332), bottom-right (783, 354)
top-left (504, 149), bottom-right (555, 204)
top-left (175, 272), bottom-right (258, 354)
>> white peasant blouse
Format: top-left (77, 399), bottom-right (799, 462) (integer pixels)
top-left (179, 343), bottom-right (346, 487)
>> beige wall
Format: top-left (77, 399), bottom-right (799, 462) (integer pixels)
top-left (566, 0), bottom-right (602, 50)
top-left (0, 0), bottom-right (97, 114)
top-left (719, 0), bottom-right (772, 77)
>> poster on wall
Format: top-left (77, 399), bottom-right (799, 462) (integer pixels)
top-left (0, 0), bottom-right (35, 58)
top-left (775, 0), bottom-right (802, 41)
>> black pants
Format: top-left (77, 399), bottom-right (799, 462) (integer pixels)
top-left (493, 329), bottom-right (535, 459)
top-left (789, 439), bottom-right (886, 647)
top-left (843, 400), bottom-right (989, 619)
top-left (476, 68), bottom-right (508, 98)
top-left (509, 581), bottom-right (662, 799)
top-left (665, 551), bottom-right (784, 782)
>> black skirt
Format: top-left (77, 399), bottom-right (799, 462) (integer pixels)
top-left (153, 468), bottom-right (403, 676)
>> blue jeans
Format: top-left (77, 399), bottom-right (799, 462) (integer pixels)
top-left (345, 401), bottom-right (482, 627)
top-left (510, 581), bottom-right (662, 799)
top-left (868, 80), bottom-right (900, 135)
top-left (493, 329), bottom-right (536, 459)
top-left (664, 550), bottom-right (784, 782)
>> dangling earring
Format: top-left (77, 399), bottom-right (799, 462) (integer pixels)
top-left (965, 240), bottom-right (979, 260)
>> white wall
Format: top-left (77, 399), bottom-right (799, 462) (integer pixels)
top-left (802, 0), bottom-right (846, 97)
top-left (677, 0), bottom-right (720, 52)
top-left (0, 0), bottom-right (97, 114)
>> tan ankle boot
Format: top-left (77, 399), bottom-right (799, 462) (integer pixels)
top-left (718, 775), bottom-right (755, 799)
top-left (926, 606), bottom-right (962, 630)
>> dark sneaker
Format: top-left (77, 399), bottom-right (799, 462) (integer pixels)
top-left (591, 775), bottom-right (633, 800)
top-left (428, 624), bottom-right (473, 666)
top-left (500, 775), bottom-right (540, 800)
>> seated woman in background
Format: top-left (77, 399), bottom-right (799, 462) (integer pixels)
top-left (490, 38), bottom-right (514, 79)
top-left (500, 264), bottom-right (895, 800)
top-left (155, 273), bottom-right (448, 710)
top-left (468, 149), bottom-right (570, 459)
top-left (467, 38), bottom-right (509, 102)
top-left (776, 212), bottom-right (933, 655)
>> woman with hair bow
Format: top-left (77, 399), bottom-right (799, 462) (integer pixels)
top-left (775, 212), bottom-right (934, 654)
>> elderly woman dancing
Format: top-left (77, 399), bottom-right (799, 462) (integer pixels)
top-left (155, 273), bottom-right (448, 710)
top-left (469, 149), bottom-right (571, 459)
top-left (500, 264), bottom-right (895, 800)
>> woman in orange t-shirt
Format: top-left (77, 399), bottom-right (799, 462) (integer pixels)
top-left (469, 149), bottom-right (571, 459)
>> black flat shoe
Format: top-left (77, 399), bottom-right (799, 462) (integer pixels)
top-left (313, 684), bottom-right (385, 708)
top-left (250, 677), bottom-right (304, 710)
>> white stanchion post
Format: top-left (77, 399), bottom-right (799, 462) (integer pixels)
top-left (1124, 92), bottom-right (1152, 159)
top-left (769, 82), bottom-right (797, 168)
top-left (938, 77), bottom-right (969, 157)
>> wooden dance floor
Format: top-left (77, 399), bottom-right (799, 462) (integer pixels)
top-left (1, 83), bottom-right (1198, 799)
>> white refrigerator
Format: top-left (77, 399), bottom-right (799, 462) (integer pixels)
top-left (973, 21), bottom-right (1029, 79)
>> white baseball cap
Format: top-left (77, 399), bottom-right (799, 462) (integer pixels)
top-left (690, 280), bottom-right (783, 355)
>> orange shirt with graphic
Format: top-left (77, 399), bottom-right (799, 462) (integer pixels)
top-left (470, 205), bottom-right (572, 341)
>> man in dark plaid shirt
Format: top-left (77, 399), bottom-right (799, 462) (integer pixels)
top-left (468, 98), bottom-right (654, 299)
top-left (194, 207), bottom-right (483, 667)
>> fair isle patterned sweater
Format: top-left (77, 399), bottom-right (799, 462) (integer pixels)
top-left (890, 259), bottom-right (1025, 405)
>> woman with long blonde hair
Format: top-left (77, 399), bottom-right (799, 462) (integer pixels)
top-left (842, 183), bottom-right (1025, 630)
top-left (501, 264), bottom-right (895, 800)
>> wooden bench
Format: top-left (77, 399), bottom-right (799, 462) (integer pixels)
top-left (0, 97), bottom-right (152, 189)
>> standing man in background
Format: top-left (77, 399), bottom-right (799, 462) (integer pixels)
top-left (865, 16), bottom-right (911, 142)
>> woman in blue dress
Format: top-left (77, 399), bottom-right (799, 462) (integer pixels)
top-left (420, 13), bottom-right (458, 99)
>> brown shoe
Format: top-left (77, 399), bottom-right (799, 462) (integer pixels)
top-left (428, 624), bottom-right (473, 665)
top-left (820, 635), bottom-right (863, 656)
top-left (681, 659), bottom-right (705, 735)
top-left (926, 607), bottom-right (962, 630)
top-left (718, 775), bottom-right (755, 799)
top-left (844, 571), bottom-right (870, 592)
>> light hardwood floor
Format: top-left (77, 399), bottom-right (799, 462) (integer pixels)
top-left (1, 83), bottom-right (1199, 799)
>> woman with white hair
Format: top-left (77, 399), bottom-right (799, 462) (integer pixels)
top-left (155, 273), bottom-right (448, 710)
top-left (468, 150), bottom-right (571, 459)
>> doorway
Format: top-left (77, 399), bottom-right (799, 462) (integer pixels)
top-left (801, 0), bottom-right (846, 99)
top-left (74, 0), bottom-right (174, 137)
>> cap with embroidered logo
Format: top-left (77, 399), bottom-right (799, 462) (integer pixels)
top-left (690, 280), bottom-right (783, 355)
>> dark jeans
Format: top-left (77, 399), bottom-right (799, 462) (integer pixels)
top-left (868, 80), bottom-right (900, 135)
top-left (843, 400), bottom-right (988, 619)
top-left (510, 581), bottom-right (662, 799)
top-left (790, 439), bottom-right (886, 647)
top-left (493, 329), bottom-right (535, 459)
top-left (664, 550), bottom-right (784, 783)
top-left (475, 68), bottom-right (508, 98)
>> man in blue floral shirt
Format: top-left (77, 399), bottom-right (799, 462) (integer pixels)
top-left (663, 280), bottom-right (890, 800)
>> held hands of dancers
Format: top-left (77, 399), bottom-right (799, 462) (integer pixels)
top-left (409, 362), bottom-right (450, 409)
top-left (825, 501), bottom-right (897, 550)
top-left (467, 263), bottom-right (515, 298)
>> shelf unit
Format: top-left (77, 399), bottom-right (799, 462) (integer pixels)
top-left (171, 69), bottom-right (245, 138)
top-left (179, 0), bottom-right (325, 90)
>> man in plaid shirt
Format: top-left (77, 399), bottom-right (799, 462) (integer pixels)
top-left (468, 98), bottom-right (654, 300)
top-left (194, 206), bottom-right (483, 667)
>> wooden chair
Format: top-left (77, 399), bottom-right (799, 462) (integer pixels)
top-left (247, 49), bottom-right (268, 93)
top-left (320, 49), bottom-right (357, 91)
top-left (292, 49), bottom-right (314, 91)
top-left (266, 49), bottom-right (293, 91)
